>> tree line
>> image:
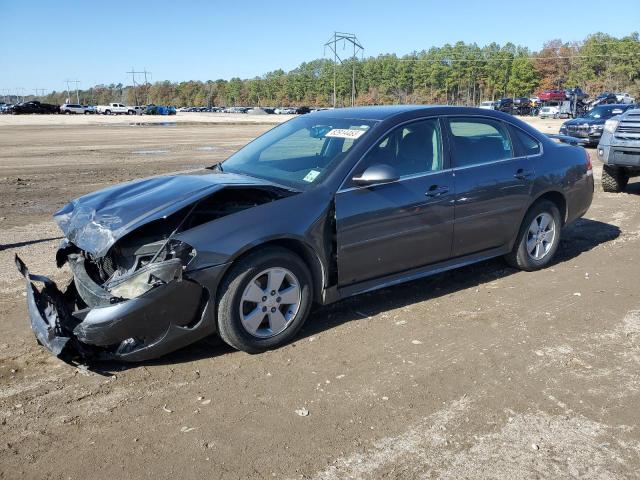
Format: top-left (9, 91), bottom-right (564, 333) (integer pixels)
top-left (39, 32), bottom-right (640, 107)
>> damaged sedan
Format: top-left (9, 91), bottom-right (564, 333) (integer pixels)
top-left (17, 106), bottom-right (594, 362)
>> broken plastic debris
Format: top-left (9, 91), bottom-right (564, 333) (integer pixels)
top-left (411, 340), bottom-right (423, 345)
top-left (180, 426), bottom-right (195, 433)
top-left (295, 408), bottom-right (309, 417)
top-left (162, 404), bottom-right (173, 413)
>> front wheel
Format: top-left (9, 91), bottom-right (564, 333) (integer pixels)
top-left (505, 200), bottom-right (562, 271)
top-left (217, 247), bottom-right (313, 353)
top-left (601, 165), bottom-right (629, 193)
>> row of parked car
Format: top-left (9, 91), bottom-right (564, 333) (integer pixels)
top-left (176, 106), bottom-right (324, 115)
top-left (479, 90), bottom-right (636, 119)
top-left (0, 101), bottom-right (177, 115)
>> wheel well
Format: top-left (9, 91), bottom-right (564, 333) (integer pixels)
top-left (531, 191), bottom-right (567, 225)
top-left (226, 239), bottom-right (325, 303)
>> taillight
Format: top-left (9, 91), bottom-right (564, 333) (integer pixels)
top-left (584, 148), bottom-right (593, 174)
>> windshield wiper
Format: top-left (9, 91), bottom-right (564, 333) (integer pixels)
top-left (206, 162), bottom-right (224, 172)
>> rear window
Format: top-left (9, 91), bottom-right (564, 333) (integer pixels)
top-left (511, 127), bottom-right (541, 156)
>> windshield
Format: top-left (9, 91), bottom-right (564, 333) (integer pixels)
top-left (221, 116), bottom-right (376, 189)
top-left (585, 106), bottom-right (624, 119)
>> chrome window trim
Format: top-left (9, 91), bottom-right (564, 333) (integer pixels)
top-left (443, 114), bottom-right (544, 171)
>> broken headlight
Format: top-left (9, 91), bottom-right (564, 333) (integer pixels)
top-left (106, 240), bottom-right (196, 299)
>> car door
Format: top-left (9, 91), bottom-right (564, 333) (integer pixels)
top-left (335, 118), bottom-right (454, 286)
top-left (444, 116), bottom-right (534, 258)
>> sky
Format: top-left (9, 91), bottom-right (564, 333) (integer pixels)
top-left (1, 0), bottom-right (640, 94)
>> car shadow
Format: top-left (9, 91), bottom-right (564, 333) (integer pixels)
top-left (88, 218), bottom-right (620, 373)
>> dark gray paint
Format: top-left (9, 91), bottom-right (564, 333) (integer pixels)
top-left (17, 106), bottom-right (594, 362)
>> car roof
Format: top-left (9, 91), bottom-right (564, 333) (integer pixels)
top-left (307, 105), bottom-right (514, 121)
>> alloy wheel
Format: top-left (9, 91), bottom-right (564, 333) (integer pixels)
top-left (239, 268), bottom-right (301, 338)
top-left (526, 212), bottom-right (556, 260)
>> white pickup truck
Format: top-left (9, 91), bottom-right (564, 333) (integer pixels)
top-left (96, 103), bottom-right (136, 115)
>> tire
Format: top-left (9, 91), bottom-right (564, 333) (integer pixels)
top-left (217, 246), bottom-right (313, 353)
top-left (128, 110), bottom-right (134, 115)
top-left (84, 111), bottom-right (89, 115)
top-left (105, 110), bottom-right (111, 115)
top-left (601, 165), bottom-right (628, 193)
top-left (505, 200), bottom-right (562, 271)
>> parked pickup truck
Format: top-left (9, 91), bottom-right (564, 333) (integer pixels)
top-left (597, 108), bottom-right (640, 192)
top-left (96, 103), bottom-right (136, 115)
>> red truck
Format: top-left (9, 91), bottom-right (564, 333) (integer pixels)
top-left (538, 90), bottom-right (566, 101)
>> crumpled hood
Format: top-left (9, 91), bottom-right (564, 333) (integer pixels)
top-left (55, 172), bottom-right (277, 257)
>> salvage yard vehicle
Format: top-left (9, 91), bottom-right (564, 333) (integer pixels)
top-left (560, 104), bottom-right (635, 146)
top-left (17, 106), bottom-right (594, 362)
top-left (539, 105), bottom-right (561, 119)
top-left (538, 90), bottom-right (566, 102)
top-left (616, 92), bottom-right (635, 104)
top-left (10, 100), bottom-right (59, 114)
top-left (60, 103), bottom-right (91, 114)
top-left (597, 107), bottom-right (640, 192)
top-left (96, 103), bottom-right (135, 115)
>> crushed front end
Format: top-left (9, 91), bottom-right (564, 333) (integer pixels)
top-left (15, 236), bottom-right (223, 362)
top-left (15, 174), bottom-right (297, 362)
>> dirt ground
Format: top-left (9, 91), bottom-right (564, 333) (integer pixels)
top-left (0, 114), bottom-right (639, 479)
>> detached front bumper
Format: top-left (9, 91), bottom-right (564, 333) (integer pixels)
top-left (15, 254), bottom-right (226, 362)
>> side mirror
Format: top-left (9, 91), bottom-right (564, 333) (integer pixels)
top-left (352, 164), bottom-right (399, 186)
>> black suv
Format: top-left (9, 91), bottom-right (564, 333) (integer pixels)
top-left (560, 104), bottom-right (635, 146)
top-left (495, 98), bottom-right (514, 113)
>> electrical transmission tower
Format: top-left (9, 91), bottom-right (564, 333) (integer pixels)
top-left (127, 68), bottom-right (151, 105)
top-left (324, 32), bottom-right (364, 108)
top-left (142, 69), bottom-right (152, 104)
top-left (64, 79), bottom-right (80, 103)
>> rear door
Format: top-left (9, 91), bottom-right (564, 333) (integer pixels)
top-left (444, 116), bottom-right (534, 257)
top-left (335, 118), bottom-right (454, 285)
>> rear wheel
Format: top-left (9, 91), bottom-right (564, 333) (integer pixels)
top-left (601, 165), bottom-right (628, 193)
top-left (505, 200), bottom-right (561, 271)
top-left (105, 110), bottom-right (111, 115)
top-left (217, 247), bottom-right (313, 353)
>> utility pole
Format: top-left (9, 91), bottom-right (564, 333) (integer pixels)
top-left (324, 32), bottom-right (364, 108)
top-left (126, 68), bottom-right (146, 105)
top-left (63, 79), bottom-right (79, 103)
top-left (142, 69), bottom-right (152, 104)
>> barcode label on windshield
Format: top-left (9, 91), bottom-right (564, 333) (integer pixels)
top-left (325, 128), bottom-right (366, 139)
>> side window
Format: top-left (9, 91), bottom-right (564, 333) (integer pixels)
top-left (448, 118), bottom-right (513, 168)
top-left (354, 118), bottom-right (442, 180)
top-left (511, 127), bottom-right (541, 156)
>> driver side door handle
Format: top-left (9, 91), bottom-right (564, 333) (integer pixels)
top-left (425, 185), bottom-right (450, 197)
top-left (514, 168), bottom-right (534, 180)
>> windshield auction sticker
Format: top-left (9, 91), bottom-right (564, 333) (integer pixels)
top-left (325, 128), bottom-right (366, 139)
top-left (303, 169), bottom-right (321, 183)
